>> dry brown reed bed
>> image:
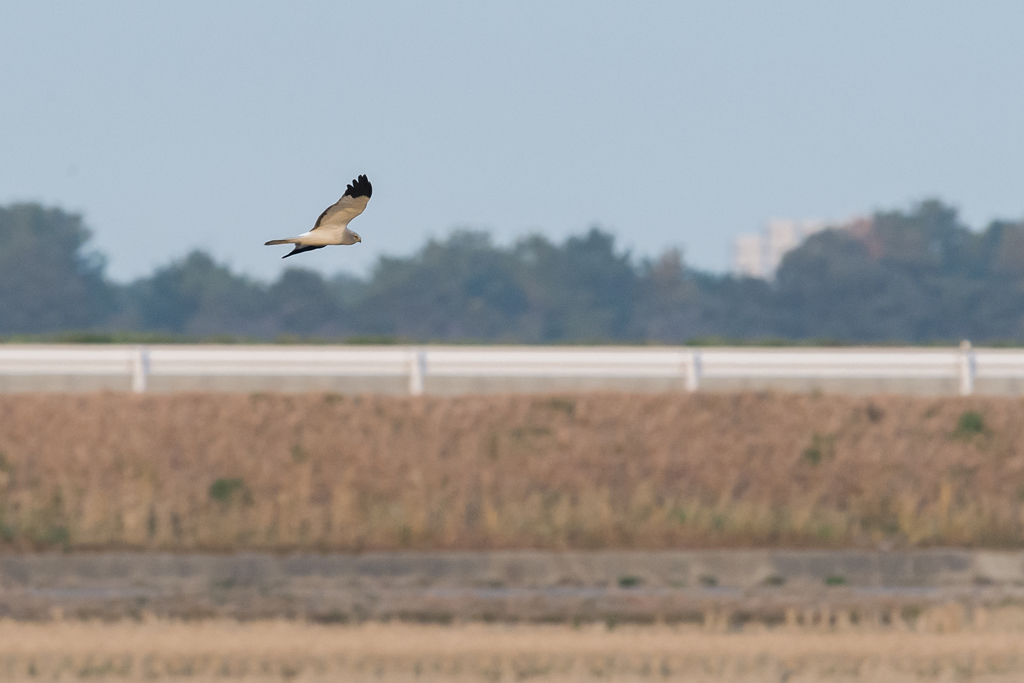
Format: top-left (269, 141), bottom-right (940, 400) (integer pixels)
top-left (5, 619), bottom-right (1024, 681)
top-left (1, 391), bottom-right (1024, 550)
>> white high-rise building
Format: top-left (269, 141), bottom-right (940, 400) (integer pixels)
top-left (732, 219), bottom-right (827, 279)
top-left (732, 234), bottom-right (767, 279)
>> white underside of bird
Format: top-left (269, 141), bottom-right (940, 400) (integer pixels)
top-left (265, 174), bottom-right (372, 258)
top-left (283, 225), bottom-right (361, 247)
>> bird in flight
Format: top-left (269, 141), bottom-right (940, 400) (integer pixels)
top-left (265, 174), bottom-right (372, 258)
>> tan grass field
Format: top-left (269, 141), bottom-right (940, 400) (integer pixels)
top-left (1, 391), bottom-right (1024, 550)
top-left (5, 618), bottom-right (1024, 682)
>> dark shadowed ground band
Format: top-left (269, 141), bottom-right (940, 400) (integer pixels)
top-left (2, 550), bottom-right (1022, 623)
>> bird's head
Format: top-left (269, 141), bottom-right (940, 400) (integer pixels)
top-left (352, 232), bottom-right (362, 243)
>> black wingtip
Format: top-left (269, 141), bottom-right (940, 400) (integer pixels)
top-left (343, 174), bottom-right (372, 199)
top-left (282, 244), bottom-right (326, 258)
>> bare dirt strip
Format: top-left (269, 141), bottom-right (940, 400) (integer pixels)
top-left (1, 549), bottom-right (1023, 624)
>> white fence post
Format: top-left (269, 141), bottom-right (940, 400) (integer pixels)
top-left (684, 350), bottom-right (701, 392)
top-left (959, 340), bottom-right (975, 396)
top-left (131, 346), bottom-right (150, 393)
top-left (409, 348), bottom-right (426, 396)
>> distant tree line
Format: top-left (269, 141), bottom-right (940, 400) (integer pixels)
top-left (3, 199), bottom-right (1024, 344)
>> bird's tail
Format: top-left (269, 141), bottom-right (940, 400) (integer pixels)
top-left (264, 238), bottom-right (297, 246)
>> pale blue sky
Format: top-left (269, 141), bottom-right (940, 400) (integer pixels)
top-left (2, 2), bottom-right (1023, 282)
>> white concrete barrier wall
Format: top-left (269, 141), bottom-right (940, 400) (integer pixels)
top-left (0, 342), bottom-right (1011, 395)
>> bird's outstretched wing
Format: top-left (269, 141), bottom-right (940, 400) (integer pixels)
top-left (310, 174), bottom-right (373, 231)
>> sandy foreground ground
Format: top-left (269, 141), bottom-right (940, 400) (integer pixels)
top-left (2, 620), bottom-right (1024, 682)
